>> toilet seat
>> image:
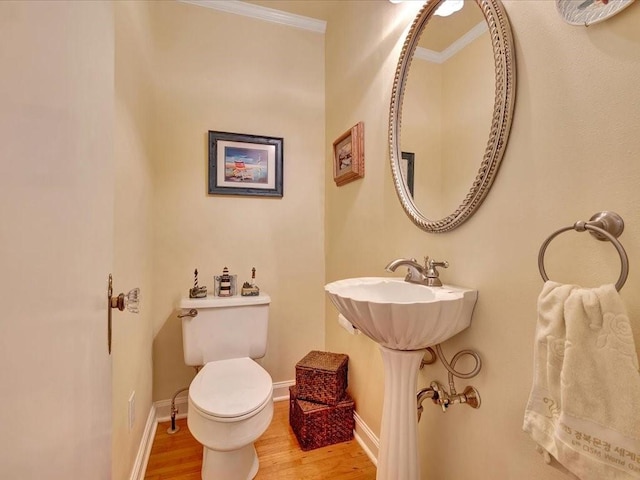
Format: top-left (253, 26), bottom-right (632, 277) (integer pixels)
top-left (189, 357), bottom-right (272, 420)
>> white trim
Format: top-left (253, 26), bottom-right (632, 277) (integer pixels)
top-left (416, 21), bottom-right (488, 64)
top-left (440, 21), bottom-right (488, 61)
top-left (272, 379), bottom-right (295, 402)
top-left (129, 404), bottom-right (158, 480)
top-left (353, 411), bottom-right (379, 466)
top-left (415, 47), bottom-right (443, 64)
top-left (178, 0), bottom-right (327, 33)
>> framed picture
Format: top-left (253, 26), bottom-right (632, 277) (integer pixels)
top-left (208, 130), bottom-right (283, 197)
top-left (333, 122), bottom-right (364, 186)
top-left (400, 151), bottom-right (415, 198)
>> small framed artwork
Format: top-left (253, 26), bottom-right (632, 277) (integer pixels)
top-left (400, 151), bottom-right (415, 197)
top-left (333, 121), bottom-right (364, 186)
top-left (208, 130), bottom-right (283, 197)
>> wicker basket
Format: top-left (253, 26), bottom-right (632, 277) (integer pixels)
top-left (295, 350), bottom-right (348, 405)
top-left (289, 386), bottom-right (354, 451)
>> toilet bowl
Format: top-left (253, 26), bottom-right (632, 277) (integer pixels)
top-left (187, 357), bottom-right (274, 480)
top-left (180, 293), bottom-right (273, 479)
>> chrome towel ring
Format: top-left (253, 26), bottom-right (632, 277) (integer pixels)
top-left (538, 211), bottom-right (629, 291)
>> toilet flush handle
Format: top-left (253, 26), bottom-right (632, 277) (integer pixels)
top-left (178, 309), bottom-right (198, 319)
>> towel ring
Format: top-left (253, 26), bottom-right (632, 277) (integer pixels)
top-left (538, 211), bottom-right (629, 291)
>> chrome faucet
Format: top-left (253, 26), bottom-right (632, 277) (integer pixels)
top-left (385, 256), bottom-right (449, 287)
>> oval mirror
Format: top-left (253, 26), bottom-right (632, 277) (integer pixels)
top-left (389, 0), bottom-right (516, 233)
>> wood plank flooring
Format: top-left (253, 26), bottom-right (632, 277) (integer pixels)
top-left (144, 400), bottom-right (377, 479)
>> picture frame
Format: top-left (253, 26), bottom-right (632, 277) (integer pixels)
top-left (400, 151), bottom-right (415, 198)
top-left (333, 122), bottom-right (364, 186)
top-left (208, 130), bottom-right (283, 197)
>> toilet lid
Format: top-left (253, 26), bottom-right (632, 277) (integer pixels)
top-left (189, 358), bottom-right (272, 419)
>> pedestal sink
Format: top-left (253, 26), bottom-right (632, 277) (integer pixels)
top-left (325, 277), bottom-right (477, 480)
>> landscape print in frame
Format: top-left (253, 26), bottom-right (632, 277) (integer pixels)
top-left (208, 130), bottom-right (283, 197)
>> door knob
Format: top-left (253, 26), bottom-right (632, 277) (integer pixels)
top-left (107, 274), bottom-right (140, 354)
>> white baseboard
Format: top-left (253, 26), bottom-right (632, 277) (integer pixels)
top-left (272, 379), bottom-right (295, 401)
top-left (353, 411), bottom-right (379, 466)
top-left (129, 404), bottom-right (158, 480)
top-left (130, 379), bottom-right (379, 479)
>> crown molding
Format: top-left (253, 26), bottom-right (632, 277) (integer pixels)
top-left (178, 0), bottom-right (327, 33)
top-left (414, 47), bottom-right (442, 63)
top-left (415, 21), bottom-right (488, 64)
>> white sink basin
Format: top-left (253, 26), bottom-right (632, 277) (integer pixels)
top-left (325, 277), bottom-right (477, 350)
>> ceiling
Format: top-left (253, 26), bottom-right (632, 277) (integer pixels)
top-left (420, 2), bottom-right (484, 51)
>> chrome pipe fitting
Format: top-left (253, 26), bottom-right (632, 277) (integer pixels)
top-left (416, 386), bottom-right (436, 421)
top-left (417, 343), bottom-right (482, 420)
top-left (167, 386), bottom-right (190, 434)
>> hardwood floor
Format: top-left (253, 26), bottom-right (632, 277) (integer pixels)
top-left (144, 400), bottom-right (377, 479)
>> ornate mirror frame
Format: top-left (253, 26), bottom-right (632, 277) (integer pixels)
top-left (389, 0), bottom-right (516, 233)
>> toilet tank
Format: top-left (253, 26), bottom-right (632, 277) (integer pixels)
top-left (179, 294), bottom-right (270, 366)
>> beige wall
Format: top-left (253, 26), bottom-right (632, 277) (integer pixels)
top-left (113, 2), bottom-right (155, 478)
top-left (0, 1), bottom-right (115, 477)
top-left (326, 0), bottom-right (422, 437)
top-left (149, 1), bottom-right (326, 400)
top-left (326, 1), bottom-right (640, 479)
top-left (112, 1), bottom-right (326, 475)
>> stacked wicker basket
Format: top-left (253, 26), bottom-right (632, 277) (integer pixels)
top-left (289, 350), bottom-right (355, 451)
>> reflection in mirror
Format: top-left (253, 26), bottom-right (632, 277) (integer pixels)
top-left (390, 0), bottom-right (516, 233)
top-left (400, 151), bottom-right (415, 197)
top-left (402, 1), bottom-right (492, 219)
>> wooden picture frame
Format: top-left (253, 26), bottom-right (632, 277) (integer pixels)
top-left (208, 130), bottom-right (283, 197)
top-left (333, 122), bottom-right (364, 186)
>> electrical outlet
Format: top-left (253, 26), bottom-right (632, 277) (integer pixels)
top-left (128, 391), bottom-right (136, 431)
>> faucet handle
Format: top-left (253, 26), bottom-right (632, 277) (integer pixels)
top-left (427, 258), bottom-right (449, 269)
top-left (425, 258), bottom-right (448, 287)
top-left (424, 256), bottom-right (449, 270)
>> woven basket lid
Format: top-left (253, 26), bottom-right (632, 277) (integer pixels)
top-left (296, 350), bottom-right (348, 371)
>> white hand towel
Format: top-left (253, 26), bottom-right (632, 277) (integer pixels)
top-left (523, 281), bottom-right (640, 479)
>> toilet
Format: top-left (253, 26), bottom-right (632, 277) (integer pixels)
top-left (180, 293), bottom-right (274, 480)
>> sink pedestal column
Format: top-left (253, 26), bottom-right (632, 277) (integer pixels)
top-left (376, 346), bottom-right (425, 480)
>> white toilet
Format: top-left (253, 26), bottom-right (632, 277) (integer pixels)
top-left (179, 294), bottom-right (274, 480)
